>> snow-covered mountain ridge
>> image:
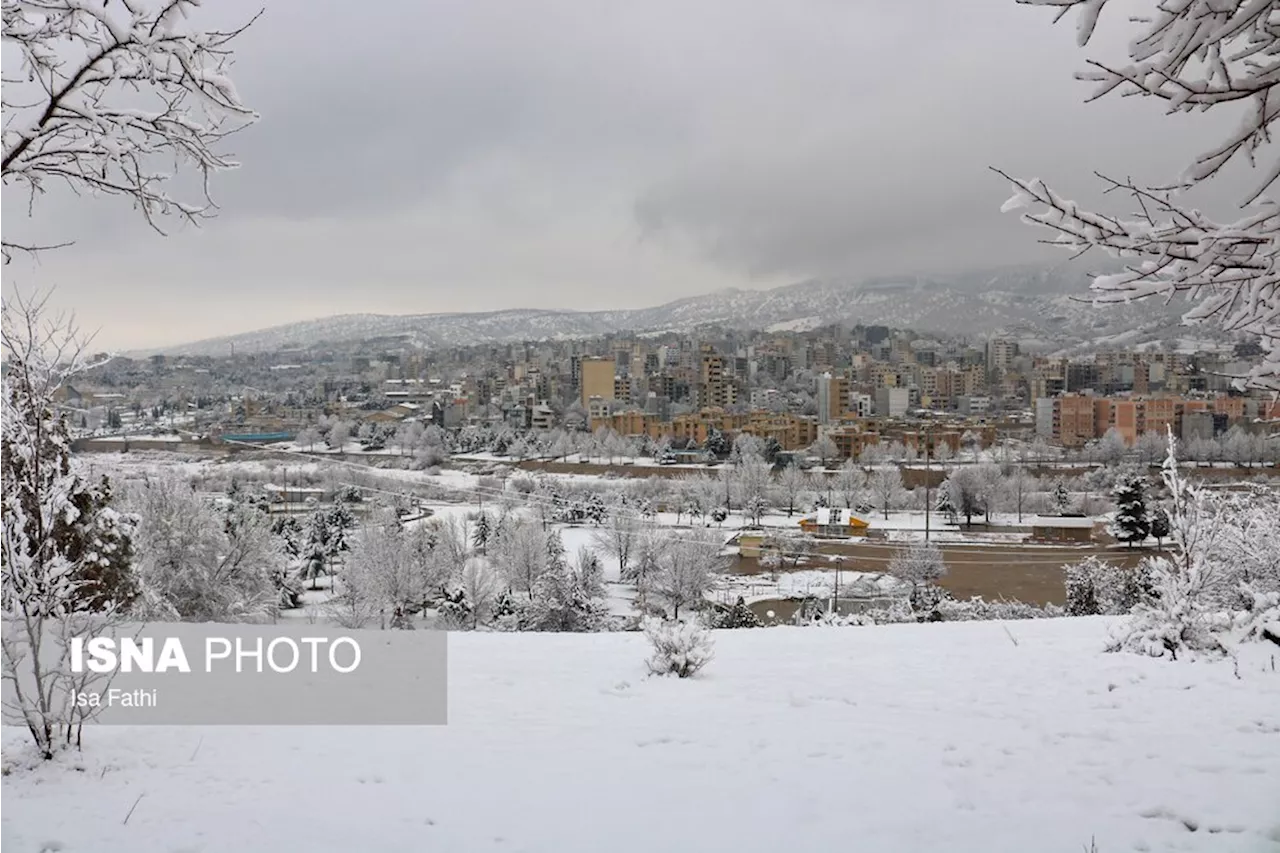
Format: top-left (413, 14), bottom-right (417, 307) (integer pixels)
top-left (144, 261), bottom-right (1192, 356)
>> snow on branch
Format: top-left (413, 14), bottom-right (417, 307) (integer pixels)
top-left (1, 0), bottom-right (260, 260)
top-left (1001, 1), bottom-right (1280, 391)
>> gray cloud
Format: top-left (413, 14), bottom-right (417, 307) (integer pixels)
top-left (2, 0), bottom-right (1256, 350)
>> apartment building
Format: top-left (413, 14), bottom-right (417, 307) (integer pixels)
top-left (579, 357), bottom-right (616, 407)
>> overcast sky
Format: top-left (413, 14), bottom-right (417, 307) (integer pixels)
top-left (1, 0), bottom-right (1251, 350)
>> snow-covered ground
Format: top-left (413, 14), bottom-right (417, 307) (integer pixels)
top-left (4, 618), bottom-right (1278, 853)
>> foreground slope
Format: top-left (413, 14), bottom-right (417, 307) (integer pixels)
top-left (3, 618), bottom-right (1279, 853)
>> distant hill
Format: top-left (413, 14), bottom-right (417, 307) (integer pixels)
top-left (141, 260), bottom-right (1196, 356)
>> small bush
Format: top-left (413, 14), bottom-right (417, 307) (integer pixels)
top-left (642, 617), bottom-right (714, 678)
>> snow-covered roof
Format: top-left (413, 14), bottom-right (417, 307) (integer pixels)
top-left (1029, 516), bottom-right (1096, 529)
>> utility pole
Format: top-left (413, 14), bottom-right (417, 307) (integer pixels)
top-left (832, 556), bottom-right (842, 616)
top-left (924, 421), bottom-right (933, 543)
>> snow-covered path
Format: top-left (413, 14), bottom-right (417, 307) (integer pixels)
top-left (4, 618), bottom-right (1279, 852)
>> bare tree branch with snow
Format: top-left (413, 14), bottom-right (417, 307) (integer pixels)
top-left (1, 0), bottom-right (260, 261)
top-left (999, 0), bottom-right (1280, 390)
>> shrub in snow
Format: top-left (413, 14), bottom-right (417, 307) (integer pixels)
top-left (1065, 556), bottom-right (1154, 617)
top-left (931, 596), bottom-right (1063, 622)
top-left (888, 541), bottom-right (947, 611)
top-left (643, 617), bottom-right (715, 678)
top-left (810, 596), bottom-right (1059, 626)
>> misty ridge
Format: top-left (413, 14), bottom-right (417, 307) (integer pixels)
top-left (139, 257), bottom-right (1178, 357)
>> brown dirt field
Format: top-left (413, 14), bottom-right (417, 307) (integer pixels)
top-left (730, 541), bottom-right (1169, 606)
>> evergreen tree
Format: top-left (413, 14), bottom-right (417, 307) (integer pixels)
top-left (61, 475), bottom-right (138, 612)
top-left (436, 587), bottom-right (472, 628)
top-left (1150, 507), bottom-right (1171, 549)
top-left (522, 550), bottom-right (606, 632)
top-left (302, 510), bottom-right (330, 589)
top-left (1109, 472), bottom-right (1151, 548)
top-left (545, 530), bottom-right (567, 573)
top-left (718, 596), bottom-right (762, 628)
top-left (934, 485), bottom-right (957, 524)
top-left (472, 512), bottom-right (491, 555)
top-left (271, 515), bottom-right (304, 559)
top-left (326, 500), bottom-right (355, 563)
top-left (1064, 560), bottom-right (1102, 616)
top-left (705, 428), bottom-right (730, 459)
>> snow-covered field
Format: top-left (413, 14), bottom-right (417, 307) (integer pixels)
top-left (4, 618), bottom-right (1279, 853)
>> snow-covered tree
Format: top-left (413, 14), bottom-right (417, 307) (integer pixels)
top-left (1134, 431), bottom-right (1167, 467)
top-left (888, 541), bottom-right (947, 611)
top-left (294, 427), bottom-right (322, 453)
top-left (743, 494), bottom-right (769, 527)
top-left (1, 0), bottom-right (259, 262)
top-left (493, 517), bottom-right (548, 595)
top-left (300, 509), bottom-right (330, 590)
top-left (472, 512), bottom-right (492, 556)
top-left (835, 459), bottom-right (863, 509)
top-left (974, 463), bottom-right (1004, 524)
top-left (128, 475), bottom-right (280, 622)
top-left (805, 435), bottom-right (836, 469)
top-left (730, 432), bottom-right (764, 464)
top-left (594, 505), bottom-right (639, 578)
top-left (869, 466), bottom-right (906, 520)
top-left (1000, 0), bottom-right (1280, 391)
top-left (704, 428), bottom-right (730, 459)
top-left (1004, 468), bottom-right (1035, 523)
top-left (737, 455), bottom-right (773, 514)
top-left (1092, 429), bottom-right (1129, 467)
top-left (654, 528), bottom-right (725, 619)
top-left (522, 545), bottom-right (606, 632)
top-left (326, 421), bottom-right (352, 451)
top-left (1, 296), bottom-right (138, 759)
top-left (1110, 433), bottom-right (1280, 658)
top-left (759, 530), bottom-right (817, 575)
top-left (336, 515), bottom-right (424, 630)
top-left (1109, 471), bottom-right (1151, 548)
top-left (858, 442), bottom-right (889, 470)
top-left (1150, 506), bottom-right (1171, 549)
top-left (1064, 556), bottom-right (1154, 617)
top-left (1050, 478), bottom-right (1073, 515)
top-left (626, 522), bottom-right (666, 612)
top-left (457, 556), bottom-right (500, 629)
top-left (716, 596), bottom-right (762, 629)
top-left (776, 463), bottom-right (807, 517)
top-left (326, 500), bottom-right (355, 565)
top-left (941, 466), bottom-right (985, 528)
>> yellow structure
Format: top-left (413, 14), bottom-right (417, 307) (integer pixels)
top-left (798, 508), bottom-right (870, 538)
top-left (580, 357), bottom-right (616, 408)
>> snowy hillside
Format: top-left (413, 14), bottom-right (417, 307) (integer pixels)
top-left (5, 618), bottom-right (1279, 853)
top-left (141, 261), bottom-right (1195, 356)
